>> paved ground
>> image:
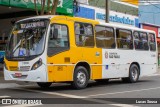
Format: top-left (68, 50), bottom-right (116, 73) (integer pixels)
top-left (1, 75), bottom-right (160, 107)
top-left (0, 65), bottom-right (160, 107)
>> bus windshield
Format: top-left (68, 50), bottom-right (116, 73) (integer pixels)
top-left (6, 19), bottom-right (49, 60)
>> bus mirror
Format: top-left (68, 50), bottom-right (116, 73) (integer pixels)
top-left (50, 28), bottom-right (58, 39)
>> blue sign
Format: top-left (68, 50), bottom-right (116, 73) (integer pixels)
top-left (96, 13), bottom-right (137, 26)
top-left (135, 18), bottom-right (140, 28)
top-left (110, 15), bottom-right (134, 25)
top-left (74, 6), bottom-right (95, 19)
top-left (0, 51), bottom-right (5, 63)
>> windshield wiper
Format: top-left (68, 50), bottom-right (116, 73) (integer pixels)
top-left (12, 40), bottom-right (22, 53)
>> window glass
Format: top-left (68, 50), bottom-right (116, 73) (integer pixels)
top-left (140, 32), bottom-right (149, 50)
top-left (48, 24), bottom-right (69, 48)
top-left (116, 29), bottom-right (133, 49)
top-left (95, 25), bottom-right (115, 48)
top-left (75, 22), bottom-right (94, 47)
top-left (134, 31), bottom-right (149, 50)
top-left (149, 33), bottom-right (156, 51)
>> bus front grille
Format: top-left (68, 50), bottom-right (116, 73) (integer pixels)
top-left (9, 66), bottom-right (30, 71)
top-left (19, 66), bottom-right (30, 71)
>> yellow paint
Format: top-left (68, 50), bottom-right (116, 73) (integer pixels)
top-left (47, 16), bottom-right (102, 82)
top-left (5, 15), bottom-right (103, 82)
top-left (121, 0), bottom-right (139, 6)
top-left (4, 58), bottom-right (18, 71)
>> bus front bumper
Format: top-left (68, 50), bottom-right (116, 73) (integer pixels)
top-left (4, 65), bottom-right (48, 82)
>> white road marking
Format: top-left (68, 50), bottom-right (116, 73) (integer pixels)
top-left (110, 104), bottom-right (139, 107)
top-left (146, 74), bottom-right (160, 77)
top-left (12, 87), bottom-right (86, 98)
top-left (10, 88), bottom-right (141, 107)
top-left (85, 86), bottom-right (160, 97)
top-left (1, 104), bottom-right (42, 107)
top-left (0, 96), bottom-right (10, 98)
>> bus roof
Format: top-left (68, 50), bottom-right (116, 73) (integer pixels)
top-left (17, 15), bottom-right (155, 34)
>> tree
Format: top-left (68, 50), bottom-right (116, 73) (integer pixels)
top-left (34, 0), bottom-right (59, 15)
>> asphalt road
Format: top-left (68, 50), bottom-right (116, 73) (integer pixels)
top-left (0, 68), bottom-right (160, 107)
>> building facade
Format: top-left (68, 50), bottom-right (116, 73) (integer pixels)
top-left (139, 4), bottom-right (160, 55)
top-left (74, 1), bottom-right (139, 28)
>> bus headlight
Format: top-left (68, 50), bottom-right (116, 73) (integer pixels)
top-left (31, 58), bottom-right (42, 70)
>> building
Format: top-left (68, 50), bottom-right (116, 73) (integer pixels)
top-left (139, 3), bottom-right (160, 54)
top-left (74, 0), bottom-right (139, 27)
top-left (0, 0), bottom-right (73, 63)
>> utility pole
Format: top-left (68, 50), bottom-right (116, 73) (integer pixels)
top-left (105, 0), bottom-right (110, 23)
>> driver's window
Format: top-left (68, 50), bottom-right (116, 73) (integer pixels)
top-left (48, 24), bottom-right (69, 48)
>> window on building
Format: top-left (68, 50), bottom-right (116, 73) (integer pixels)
top-left (95, 25), bottom-right (115, 48)
top-left (134, 31), bottom-right (149, 50)
top-left (75, 22), bottom-right (94, 47)
top-left (149, 33), bottom-right (156, 51)
top-left (116, 29), bottom-right (133, 49)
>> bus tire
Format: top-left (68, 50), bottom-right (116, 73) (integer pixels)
top-left (123, 64), bottom-right (140, 83)
top-left (72, 66), bottom-right (89, 89)
top-left (37, 82), bottom-right (52, 88)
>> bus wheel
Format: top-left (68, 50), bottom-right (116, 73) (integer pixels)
top-left (122, 64), bottom-right (140, 83)
top-left (37, 82), bottom-right (52, 88)
top-left (72, 66), bottom-right (89, 89)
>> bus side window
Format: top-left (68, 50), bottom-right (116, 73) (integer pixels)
top-left (134, 31), bottom-right (149, 51)
top-left (139, 32), bottom-right (149, 50)
top-left (75, 22), bottom-right (94, 47)
top-left (116, 29), bottom-right (133, 49)
top-left (48, 24), bottom-right (69, 48)
top-left (95, 25), bottom-right (115, 48)
top-left (134, 31), bottom-right (140, 50)
top-left (149, 33), bottom-right (156, 51)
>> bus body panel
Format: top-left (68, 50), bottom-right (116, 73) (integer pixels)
top-left (4, 15), bottom-right (158, 83)
top-left (102, 49), bottom-right (157, 79)
top-left (47, 17), bottom-right (102, 82)
top-left (4, 53), bottom-right (48, 82)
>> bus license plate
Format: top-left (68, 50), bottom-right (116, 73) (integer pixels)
top-left (15, 73), bottom-right (22, 77)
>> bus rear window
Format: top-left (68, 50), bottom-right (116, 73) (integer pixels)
top-left (149, 33), bottom-right (156, 51)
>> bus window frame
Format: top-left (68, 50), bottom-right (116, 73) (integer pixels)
top-left (116, 28), bottom-right (133, 50)
top-left (47, 23), bottom-right (70, 57)
top-left (95, 25), bottom-right (115, 49)
top-left (5, 19), bottom-right (50, 61)
top-left (148, 33), bottom-right (156, 52)
top-left (74, 22), bottom-right (95, 48)
top-left (133, 31), bottom-right (149, 51)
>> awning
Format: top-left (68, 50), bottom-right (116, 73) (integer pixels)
top-left (121, 0), bottom-right (139, 6)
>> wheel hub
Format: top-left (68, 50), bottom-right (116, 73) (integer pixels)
top-left (77, 71), bottom-right (86, 85)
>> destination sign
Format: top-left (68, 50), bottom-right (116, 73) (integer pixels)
top-left (20, 21), bottom-right (45, 29)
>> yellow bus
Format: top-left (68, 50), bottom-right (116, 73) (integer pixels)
top-left (4, 15), bottom-right (157, 89)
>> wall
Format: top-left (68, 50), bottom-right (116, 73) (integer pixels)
top-left (139, 4), bottom-right (160, 26)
